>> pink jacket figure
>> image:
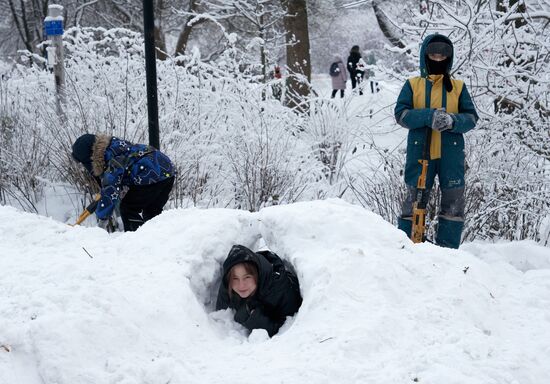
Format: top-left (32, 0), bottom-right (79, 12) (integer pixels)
top-left (330, 55), bottom-right (348, 98)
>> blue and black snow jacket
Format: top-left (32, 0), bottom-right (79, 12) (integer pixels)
top-left (91, 135), bottom-right (175, 219)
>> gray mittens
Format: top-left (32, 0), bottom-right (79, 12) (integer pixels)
top-left (432, 109), bottom-right (454, 131)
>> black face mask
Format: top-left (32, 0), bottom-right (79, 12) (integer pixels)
top-left (426, 57), bottom-right (449, 75)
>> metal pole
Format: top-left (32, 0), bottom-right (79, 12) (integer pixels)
top-left (143, 0), bottom-right (160, 149)
top-left (44, 4), bottom-right (66, 120)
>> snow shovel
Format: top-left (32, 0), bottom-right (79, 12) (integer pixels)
top-left (411, 127), bottom-right (432, 243)
top-left (72, 194), bottom-right (101, 226)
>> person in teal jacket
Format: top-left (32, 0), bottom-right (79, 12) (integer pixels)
top-left (394, 34), bottom-right (478, 248)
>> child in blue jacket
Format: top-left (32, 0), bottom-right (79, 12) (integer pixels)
top-left (394, 34), bottom-right (478, 248)
top-left (72, 134), bottom-right (175, 231)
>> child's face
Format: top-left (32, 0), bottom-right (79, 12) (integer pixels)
top-left (230, 264), bottom-right (257, 298)
top-left (428, 53), bottom-right (448, 62)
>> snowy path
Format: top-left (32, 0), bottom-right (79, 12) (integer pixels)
top-left (1, 200), bottom-right (550, 383)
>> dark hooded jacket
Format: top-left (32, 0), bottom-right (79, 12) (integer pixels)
top-left (216, 245), bottom-right (302, 337)
top-left (347, 50), bottom-right (363, 77)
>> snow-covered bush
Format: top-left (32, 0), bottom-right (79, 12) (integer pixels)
top-left (347, 149), bottom-right (408, 233)
top-left (0, 69), bottom-right (54, 211)
top-left (0, 27), bottom-right (325, 214)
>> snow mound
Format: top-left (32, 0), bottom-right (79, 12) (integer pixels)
top-left (1, 200), bottom-right (549, 384)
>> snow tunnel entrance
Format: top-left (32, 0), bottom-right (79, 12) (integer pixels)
top-left (192, 246), bottom-right (302, 337)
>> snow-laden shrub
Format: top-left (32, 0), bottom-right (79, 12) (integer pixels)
top-left (0, 27), bottom-right (325, 213)
top-left (304, 99), bottom-right (355, 189)
top-left (464, 117), bottom-right (550, 244)
top-left (0, 71), bottom-right (54, 211)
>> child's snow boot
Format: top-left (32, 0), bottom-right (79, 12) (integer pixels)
top-left (398, 216), bottom-right (413, 238)
top-left (435, 216), bottom-right (464, 249)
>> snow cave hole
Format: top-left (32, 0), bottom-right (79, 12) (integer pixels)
top-left (188, 252), bottom-right (302, 328)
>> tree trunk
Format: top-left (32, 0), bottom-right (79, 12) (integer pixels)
top-left (281, 0), bottom-right (311, 112)
top-left (174, 21), bottom-right (193, 57)
top-left (154, 0), bottom-right (167, 60)
top-left (8, 0), bottom-right (34, 52)
top-left (154, 25), bottom-right (167, 60)
top-left (174, 0), bottom-right (203, 57)
top-left (372, 0), bottom-right (407, 50)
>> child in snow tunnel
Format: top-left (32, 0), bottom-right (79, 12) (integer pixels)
top-left (394, 34), bottom-right (479, 248)
top-left (216, 245), bottom-right (302, 337)
top-left (71, 134), bottom-right (175, 232)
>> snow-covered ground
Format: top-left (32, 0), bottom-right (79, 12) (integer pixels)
top-left (2, 73), bottom-right (549, 383)
top-left (1, 199), bottom-right (550, 384)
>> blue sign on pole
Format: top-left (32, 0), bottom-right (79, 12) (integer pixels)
top-left (44, 20), bottom-right (64, 36)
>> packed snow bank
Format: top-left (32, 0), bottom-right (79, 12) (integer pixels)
top-left (1, 200), bottom-right (549, 384)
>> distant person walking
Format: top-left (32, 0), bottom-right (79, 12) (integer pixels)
top-left (329, 55), bottom-right (347, 98)
top-left (347, 45), bottom-right (364, 95)
top-left (363, 51), bottom-right (379, 94)
top-left (271, 65), bottom-right (283, 100)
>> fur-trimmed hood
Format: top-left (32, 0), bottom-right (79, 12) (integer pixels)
top-left (91, 134), bottom-right (112, 176)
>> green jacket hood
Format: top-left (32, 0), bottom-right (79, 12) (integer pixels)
top-left (420, 34), bottom-right (454, 77)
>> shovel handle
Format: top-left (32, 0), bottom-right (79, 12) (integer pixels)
top-left (71, 194), bottom-right (100, 226)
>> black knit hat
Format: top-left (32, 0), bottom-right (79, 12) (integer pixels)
top-left (72, 134), bottom-right (96, 173)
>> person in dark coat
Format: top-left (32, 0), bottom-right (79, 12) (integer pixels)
top-left (347, 45), bottom-right (364, 95)
top-left (330, 54), bottom-right (348, 98)
top-left (271, 65), bottom-right (283, 100)
top-left (363, 51), bottom-right (379, 93)
top-left (394, 34), bottom-right (478, 248)
top-left (216, 245), bottom-right (302, 337)
top-left (71, 134), bottom-right (176, 232)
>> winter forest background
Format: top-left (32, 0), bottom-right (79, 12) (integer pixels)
top-left (0, 0), bottom-right (548, 245)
